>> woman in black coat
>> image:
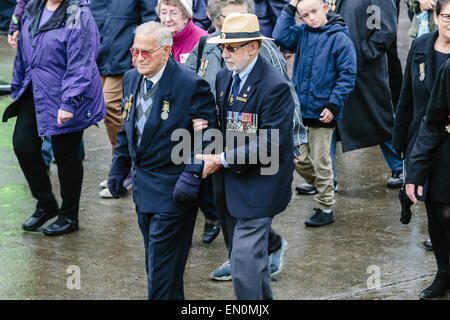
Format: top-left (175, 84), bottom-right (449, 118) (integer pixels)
top-left (392, 0), bottom-right (450, 252)
top-left (405, 57), bottom-right (450, 300)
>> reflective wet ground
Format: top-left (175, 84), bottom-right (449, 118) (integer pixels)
top-left (0, 3), bottom-right (448, 300)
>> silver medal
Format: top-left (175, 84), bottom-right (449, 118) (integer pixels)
top-left (161, 111), bottom-right (169, 120)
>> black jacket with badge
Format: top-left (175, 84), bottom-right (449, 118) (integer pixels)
top-left (332, 0), bottom-right (397, 152)
top-left (392, 32), bottom-right (449, 159)
top-left (406, 60), bottom-right (450, 204)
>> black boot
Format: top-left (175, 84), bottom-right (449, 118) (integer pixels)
top-left (419, 270), bottom-right (450, 300)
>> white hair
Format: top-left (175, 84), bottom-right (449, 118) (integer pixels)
top-left (134, 21), bottom-right (173, 47)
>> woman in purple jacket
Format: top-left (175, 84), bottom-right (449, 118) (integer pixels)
top-left (3, 0), bottom-right (106, 235)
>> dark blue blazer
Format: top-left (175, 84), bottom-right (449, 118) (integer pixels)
top-left (109, 57), bottom-right (216, 213)
top-left (213, 55), bottom-right (294, 219)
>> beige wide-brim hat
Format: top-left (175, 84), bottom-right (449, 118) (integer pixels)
top-left (207, 13), bottom-right (273, 44)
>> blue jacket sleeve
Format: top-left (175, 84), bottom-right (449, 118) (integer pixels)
top-left (329, 35), bottom-right (357, 110)
top-left (185, 77), bottom-right (217, 174)
top-left (272, 5), bottom-right (299, 52)
top-left (109, 75), bottom-right (132, 177)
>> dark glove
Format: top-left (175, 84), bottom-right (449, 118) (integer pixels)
top-left (173, 172), bottom-right (201, 203)
top-left (395, 149), bottom-right (406, 160)
top-left (399, 187), bottom-right (413, 225)
top-left (108, 174), bottom-right (127, 199)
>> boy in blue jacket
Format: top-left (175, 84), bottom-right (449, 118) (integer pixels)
top-left (274, 0), bottom-right (356, 227)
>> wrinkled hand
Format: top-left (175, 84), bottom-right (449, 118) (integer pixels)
top-left (419, 0), bottom-right (435, 11)
top-left (173, 172), bottom-right (201, 203)
top-left (107, 174), bottom-right (127, 199)
top-left (57, 109), bottom-right (73, 125)
top-left (294, 156), bottom-right (301, 164)
top-left (320, 108), bottom-right (334, 123)
top-left (192, 118), bottom-right (208, 132)
top-left (7, 31), bottom-right (19, 49)
top-left (406, 183), bottom-right (423, 204)
top-left (195, 154), bottom-right (223, 179)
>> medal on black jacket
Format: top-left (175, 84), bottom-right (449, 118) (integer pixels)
top-left (419, 63), bottom-right (425, 82)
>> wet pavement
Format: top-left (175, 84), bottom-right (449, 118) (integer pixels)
top-left (0, 3), bottom-right (448, 300)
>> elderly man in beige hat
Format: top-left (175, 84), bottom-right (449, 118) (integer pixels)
top-left (196, 13), bottom-right (295, 300)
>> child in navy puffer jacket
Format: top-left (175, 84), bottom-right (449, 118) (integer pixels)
top-left (274, 0), bottom-right (356, 227)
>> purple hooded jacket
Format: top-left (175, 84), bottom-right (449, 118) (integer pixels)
top-left (3, 0), bottom-right (106, 137)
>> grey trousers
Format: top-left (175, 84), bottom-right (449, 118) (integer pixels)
top-left (230, 216), bottom-right (273, 300)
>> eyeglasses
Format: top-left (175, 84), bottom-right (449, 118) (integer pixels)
top-left (160, 10), bottom-right (181, 19)
top-left (218, 41), bottom-right (251, 53)
top-left (440, 14), bottom-right (450, 23)
top-left (129, 46), bottom-right (164, 59)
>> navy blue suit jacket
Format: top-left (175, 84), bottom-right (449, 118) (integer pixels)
top-left (109, 57), bottom-right (216, 213)
top-left (213, 55), bottom-right (294, 219)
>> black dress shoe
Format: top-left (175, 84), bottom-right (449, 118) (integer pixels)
top-left (23, 207), bottom-right (58, 231)
top-left (43, 217), bottom-right (79, 236)
top-left (419, 271), bottom-right (450, 300)
top-left (203, 223), bottom-right (220, 244)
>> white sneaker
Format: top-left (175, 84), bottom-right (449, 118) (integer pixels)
top-left (99, 187), bottom-right (113, 198)
top-left (99, 179), bottom-right (108, 189)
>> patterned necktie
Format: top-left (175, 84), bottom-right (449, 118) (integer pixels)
top-left (230, 73), bottom-right (241, 106)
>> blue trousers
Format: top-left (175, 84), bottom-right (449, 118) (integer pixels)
top-left (136, 208), bottom-right (197, 300)
top-left (330, 131), bottom-right (402, 181)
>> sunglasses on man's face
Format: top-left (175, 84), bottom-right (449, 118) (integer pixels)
top-left (129, 46), bottom-right (164, 59)
top-left (217, 41), bottom-right (251, 53)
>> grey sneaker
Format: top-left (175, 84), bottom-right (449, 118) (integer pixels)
top-left (305, 208), bottom-right (335, 227)
top-left (270, 239), bottom-right (288, 279)
top-left (209, 260), bottom-right (231, 281)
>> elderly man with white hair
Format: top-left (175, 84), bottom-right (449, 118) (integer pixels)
top-left (107, 21), bottom-right (216, 300)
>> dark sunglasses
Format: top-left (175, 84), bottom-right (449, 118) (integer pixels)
top-left (129, 46), bottom-right (164, 59)
top-left (217, 41), bottom-right (251, 53)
